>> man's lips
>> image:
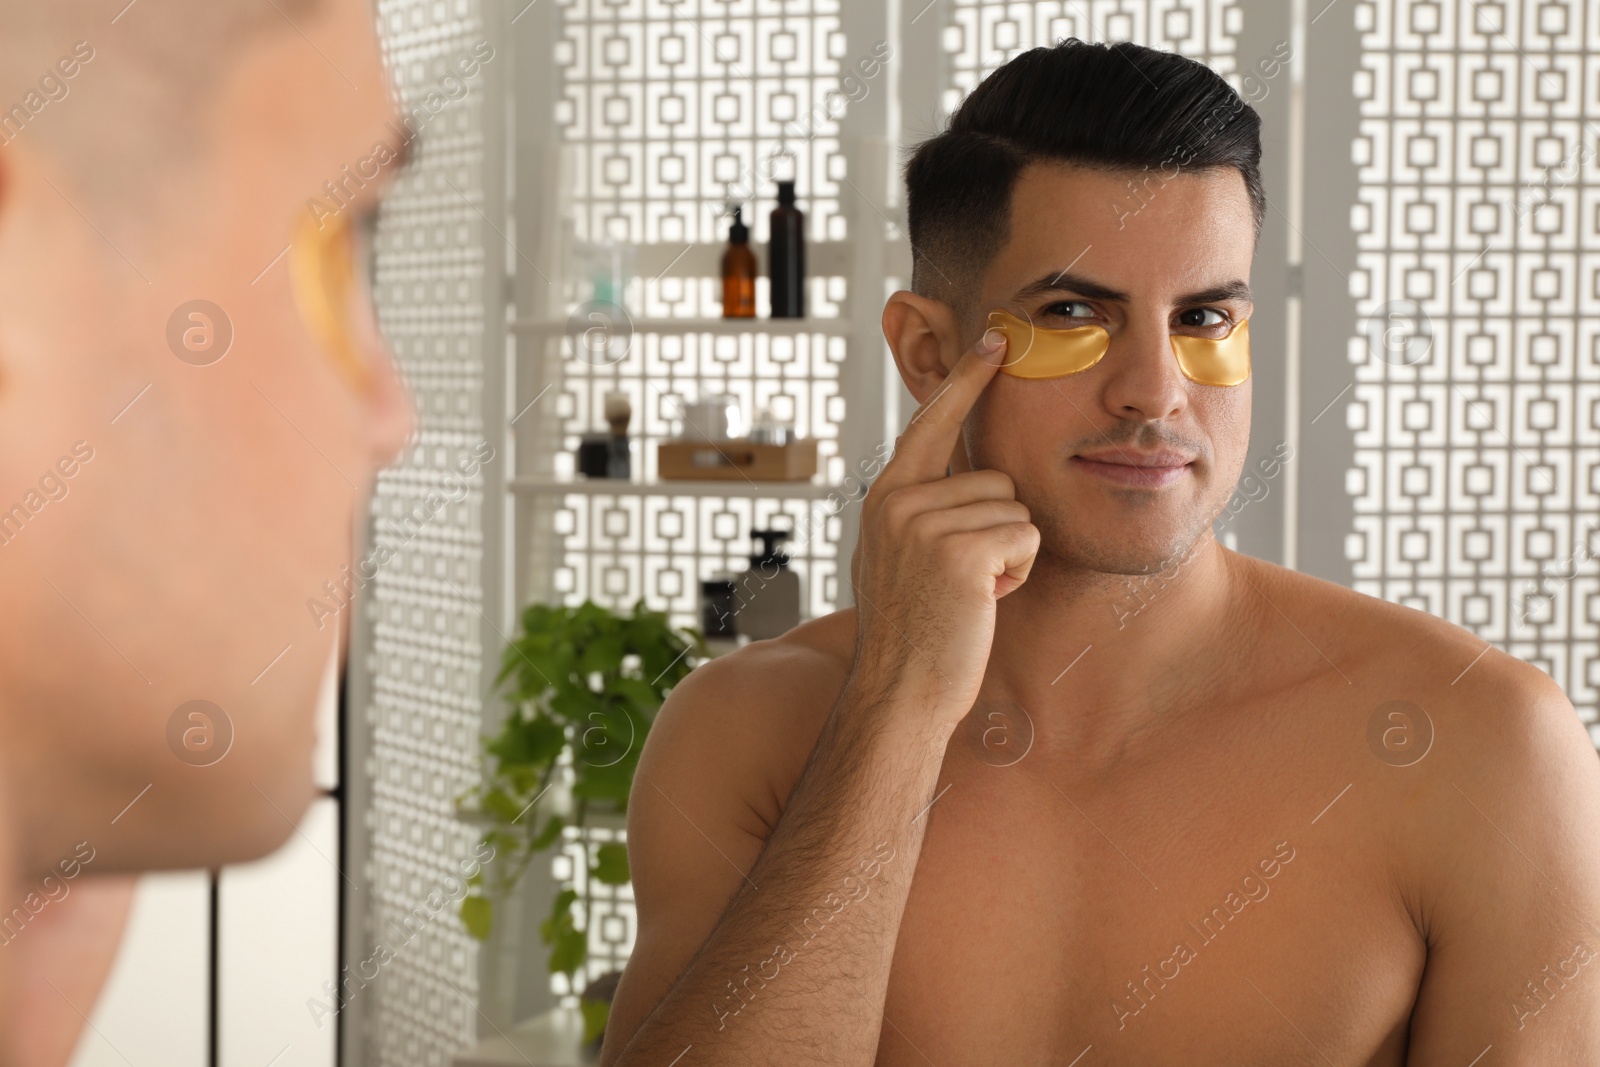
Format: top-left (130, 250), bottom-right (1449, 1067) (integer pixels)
top-left (1070, 449), bottom-right (1194, 487)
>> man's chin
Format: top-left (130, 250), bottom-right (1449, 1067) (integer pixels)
top-left (1035, 521), bottom-right (1215, 580)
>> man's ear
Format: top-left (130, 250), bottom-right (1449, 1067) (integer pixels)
top-left (882, 290), bottom-right (962, 405)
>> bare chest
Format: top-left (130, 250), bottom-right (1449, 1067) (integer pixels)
top-left (876, 721), bottom-right (1426, 1066)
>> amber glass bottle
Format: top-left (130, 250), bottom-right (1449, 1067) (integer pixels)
top-left (720, 206), bottom-right (756, 318)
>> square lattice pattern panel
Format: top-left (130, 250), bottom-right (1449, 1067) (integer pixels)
top-left (363, 1), bottom-right (494, 1063)
top-left (943, 0), bottom-right (1241, 114)
top-left (530, 0), bottom-right (860, 1001)
top-left (530, 0), bottom-right (856, 633)
top-left (1344, 0), bottom-right (1600, 741)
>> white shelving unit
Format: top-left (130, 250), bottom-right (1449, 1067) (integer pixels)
top-left (510, 476), bottom-right (846, 499)
top-left (509, 314), bottom-right (856, 336)
top-left (480, 0), bottom-right (907, 1034)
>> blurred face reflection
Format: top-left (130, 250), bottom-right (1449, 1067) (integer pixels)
top-left (0, 0), bottom-right (415, 875)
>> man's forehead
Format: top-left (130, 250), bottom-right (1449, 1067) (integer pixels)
top-left (989, 161), bottom-right (1255, 304)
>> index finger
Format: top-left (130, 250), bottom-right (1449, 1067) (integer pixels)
top-left (883, 326), bottom-right (1008, 486)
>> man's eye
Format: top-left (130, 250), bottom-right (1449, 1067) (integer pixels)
top-left (1178, 307), bottom-right (1229, 329)
top-left (1043, 300), bottom-right (1095, 322)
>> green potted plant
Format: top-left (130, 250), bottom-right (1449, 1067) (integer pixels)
top-left (458, 598), bottom-right (705, 1049)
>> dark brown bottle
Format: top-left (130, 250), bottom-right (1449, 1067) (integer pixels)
top-left (720, 205), bottom-right (756, 318)
top-left (769, 180), bottom-right (805, 318)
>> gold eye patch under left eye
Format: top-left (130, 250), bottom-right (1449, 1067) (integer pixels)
top-left (1170, 319), bottom-right (1250, 387)
top-left (985, 308), bottom-right (1251, 387)
top-left (289, 209), bottom-right (373, 389)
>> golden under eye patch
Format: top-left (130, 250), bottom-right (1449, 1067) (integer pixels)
top-left (985, 308), bottom-right (1251, 387)
top-left (290, 210), bottom-right (374, 389)
top-left (1170, 320), bottom-right (1251, 387)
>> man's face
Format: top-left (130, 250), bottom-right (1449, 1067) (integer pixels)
top-left (0, 0), bottom-right (413, 870)
top-left (964, 161), bottom-right (1256, 576)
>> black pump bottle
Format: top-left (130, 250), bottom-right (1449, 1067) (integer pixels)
top-left (768, 180), bottom-right (806, 318)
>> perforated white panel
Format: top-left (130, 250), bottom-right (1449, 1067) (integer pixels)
top-left (361, 1), bottom-right (495, 1063)
top-left (514, 0), bottom-right (869, 1007)
top-left (543, 489), bottom-right (844, 620)
top-left (549, 819), bottom-right (634, 1003)
top-left (558, 0), bottom-right (848, 253)
top-left (524, 0), bottom-right (865, 634)
top-left (1344, 0), bottom-right (1600, 742)
top-left (943, 0), bottom-right (1241, 112)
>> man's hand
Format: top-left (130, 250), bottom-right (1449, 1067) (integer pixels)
top-left (850, 326), bottom-right (1039, 731)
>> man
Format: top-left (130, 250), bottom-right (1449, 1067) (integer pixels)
top-left (0, 0), bottom-right (413, 1060)
top-left (602, 39), bottom-right (1600, 1065)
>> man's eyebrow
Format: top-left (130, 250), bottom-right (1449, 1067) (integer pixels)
top-left (1015, 270), bottom-right (1128, 304)
top-left (1013, 270), bottom-right (1253, 308)
top-left (1175, 280), bottom-right (1253, 306)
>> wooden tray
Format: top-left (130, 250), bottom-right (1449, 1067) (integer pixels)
top-left (657, 437), bottom-right (818, 481)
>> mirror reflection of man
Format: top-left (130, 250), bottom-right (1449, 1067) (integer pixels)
top-left (601, 39), bottom-right (1600, 1066)
top-left (0, 1), bottom-right (414, 1060)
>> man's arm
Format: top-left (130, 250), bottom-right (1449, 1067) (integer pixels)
top-left (601, 325), bottom-right (1027, 1065)
top-left (1404, 657), bottom-right (1600, 1063)
top-left (599, 654), bottom-right (953, 1066)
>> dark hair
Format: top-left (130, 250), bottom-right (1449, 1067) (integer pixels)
top-left (904, 38), bottom-right (1264, 321)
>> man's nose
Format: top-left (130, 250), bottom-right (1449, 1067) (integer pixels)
top-left (1101, 320), bottom-right (1188, 421)
top-left (365, 345), bottom-right (417, 469)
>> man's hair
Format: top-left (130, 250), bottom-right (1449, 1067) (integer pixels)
top-left (904, 38), bottom-right (1265, 324)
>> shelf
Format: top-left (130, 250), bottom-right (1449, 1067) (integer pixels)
top-left (511, 315), bottom-right (852, 337)
top-left (510, 475), bottom-right (845, 499)
top-left (452, 1006), bottom-right (587, 1067)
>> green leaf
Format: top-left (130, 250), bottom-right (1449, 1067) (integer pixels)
top-left (573, 600), bottom-right (609, 629)
top-left (481, 788), bottom-right (523, 823)
top-left (530, 814), bottom-right (565, 851)
top-left (471, 598), bottom-right (705, 985)
top-left (550, 685), bottom-right (606, 724)
top-left (542, 887), bottom-right (579, 937)
top-left (572, 755), bottom-right (634, 809)
top-left (541, 887), bottom-right (585, 976)
top-left (580, 998), bottom-right (611, 1045)
top-left (591, 842), bottom-right (630, 886)
top-left (579, 633), bottom-right (626, 678)
top-left (460, 894), bottom-right (493, 940)
top-left (572, 705), bottom-right (637, 767)
top-left (487, 712), bottom-right (565, 768)
top-left (608, 676), bottom-right (662, 712)
top-left (549, 924), bottom-right (588, 976)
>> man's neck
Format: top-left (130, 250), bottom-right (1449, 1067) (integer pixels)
top-left (983, 531), bottom-right (1257, 758)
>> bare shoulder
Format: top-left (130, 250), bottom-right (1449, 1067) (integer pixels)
top-left (1230, 550), bottom-right (1581, 720)
top-left (1237, 564), bottom-right (1600, 1056)
top-left (1233, 551), bottom-right (1600, 916)
top-left (638, 608), bottom-right (859, 836)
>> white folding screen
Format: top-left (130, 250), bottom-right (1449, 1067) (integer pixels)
top-left (503, 0), bottom-right (872, 1026)
top-left (941, 0), bottom-right (1242, 107)
top-left (1337, 0), bottom-right (1600, 740)
top-left (346, 0), bottom-right (510, 1064)
top-left (513, 0), bottom-right (858, 633)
